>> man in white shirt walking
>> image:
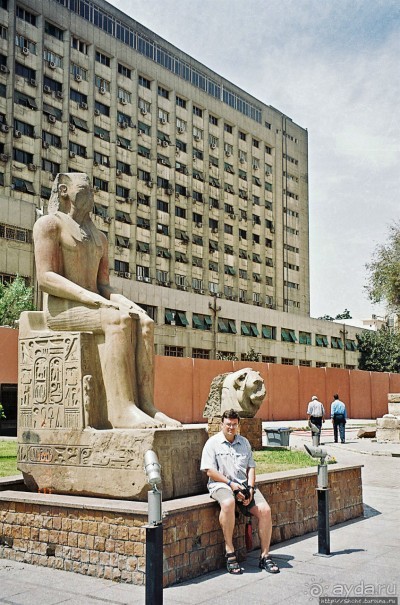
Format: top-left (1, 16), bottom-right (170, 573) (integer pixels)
top-left (306, 395), bottom-right (325, 445)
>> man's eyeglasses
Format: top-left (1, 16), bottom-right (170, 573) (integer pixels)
top-left (223, 422), bottom-right (239, 428)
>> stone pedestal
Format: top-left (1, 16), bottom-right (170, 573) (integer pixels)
top-left (18, 426), bottom-right (208, 501)
top-left (207, 417), bottom-right (263, 450)
top-left (17, 326), bottom-right (208, 500)
top-left (375, 393), bottom-right (400, 442)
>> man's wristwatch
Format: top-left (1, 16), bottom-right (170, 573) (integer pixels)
top-left (227, 479), bottom-right (232, 487)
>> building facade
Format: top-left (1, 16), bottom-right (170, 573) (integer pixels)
top-left (0, 0), bottom-right (361, 366)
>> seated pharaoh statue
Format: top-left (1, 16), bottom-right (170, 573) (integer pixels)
top-left (31, 172), bottom-right (181, 430)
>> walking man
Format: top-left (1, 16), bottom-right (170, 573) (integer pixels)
top-left (200, 409), bottom-right (279, 575)
top-left (331, 393), bottom-right (347, 443)
top-left (306, 395), bottom-right (325, 445)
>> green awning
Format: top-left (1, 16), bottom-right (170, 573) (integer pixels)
top-left (177, 311), bottom-right (189, 326)
top-left (165, 310), bottom-right (174, 323)
top-left (250, 324), bottom-right (259, 337)
top-left (204, 316), bottom-right (213, 327)
top-left (262, 326), bottom-right (272, 339)
top-left (228, 320), bottom-right (237, 334)
top-left (316, 336), bottom-right (324, 347)
top-left (241, 324), bottom-right (250, 336)
top-left (218, 319), bottom-right (228, 333)
top-left (192, 315), bottom-right (203, 329)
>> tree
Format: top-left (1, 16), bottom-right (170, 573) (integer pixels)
top-left (0, 276), bottom-right (35, 328)
top-left (241, 347), bottom-right (261, 362)
top-left (318, 309), bottom-right (352, 321)
top-left (356, 327), bottom-right (400, 373)
top-left (366, 222), bottom-right (400, 313)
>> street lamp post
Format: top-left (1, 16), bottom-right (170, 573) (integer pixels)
top-left (209, 295), bottom-right (221, 360)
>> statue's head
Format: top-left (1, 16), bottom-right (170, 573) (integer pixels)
top-left (48, 173), bottom-right (93, 214)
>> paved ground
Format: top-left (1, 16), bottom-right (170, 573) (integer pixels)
top-left (1, 420), bottom-right (399, 604)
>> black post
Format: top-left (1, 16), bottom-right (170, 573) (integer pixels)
top-left (145, 523), bottom-right (163, 605)
top-left (316, 488), bottom-right (330, 555)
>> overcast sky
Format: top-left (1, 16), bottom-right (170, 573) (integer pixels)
top-left (114, 0), bottom-right (400, 321)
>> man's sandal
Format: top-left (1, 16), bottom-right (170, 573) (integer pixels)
top-left (225, 552), bottom-right (243, 575)
top-left (259, 555), bottom-right (280, 574)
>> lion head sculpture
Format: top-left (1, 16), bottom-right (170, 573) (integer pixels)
top-left (203, 367), bottom-right (266, 419)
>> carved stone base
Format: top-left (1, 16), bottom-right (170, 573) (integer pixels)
top-left (207, 417), bottom-right (263, 450)
top-left (18, 427), bottom-right (208, 501)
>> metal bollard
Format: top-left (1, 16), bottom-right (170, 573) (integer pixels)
top-left (304, 445), bottom-right (331, 557)
top-left (144, 450), bottom-right (163, 605)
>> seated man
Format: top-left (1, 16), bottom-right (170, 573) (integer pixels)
top-left (200, 409), bottom-right (279, 575)
top-left (33, 172), bottom-right (180, 429)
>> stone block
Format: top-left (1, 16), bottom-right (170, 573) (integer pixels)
top-left (388, 393), bottom-right (400, 403)
top-left (388, 402), bottom-right (400, 417)
top-left (376, 415), bottom-right (399, 429)
top-left (18, 426), bottom-right (208, 501)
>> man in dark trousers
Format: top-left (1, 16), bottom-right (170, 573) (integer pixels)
top-left (331, 393), bottom-right (347, 443)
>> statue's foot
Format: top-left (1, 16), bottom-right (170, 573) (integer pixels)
top-left (110, 405), bottom-right (166, 429)
top-left (153, 411), bottom-right (182, 427)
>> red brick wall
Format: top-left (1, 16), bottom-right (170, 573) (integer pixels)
top-left (0, 465), bottom-right (363, 587)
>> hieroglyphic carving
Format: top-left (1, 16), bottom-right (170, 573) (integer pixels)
top-left (18, 333), bottom-right (89, 431)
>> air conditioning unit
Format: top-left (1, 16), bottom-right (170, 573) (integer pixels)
top-left (144, 277), bottom-right (151, 283)
top-left (186, 191), bottom-right (191, 197)
top-left (210, 143), bottom-right (216, 149)
top-left (120, 98), bottom-right (127, 105)
top-left (98, 133), bottom-right (104, 140)
top-left (56, 91), bottom-right (63, 99)
top-left (127, 145), bottom-right (133, 151)
top-left (94, 109), bottom-right (100, 116)
top-left (178, 127), bottom-right (185, 133)
top-left (147, 181), bottom-right (153, 188)
top-left (0, 153), bottom-right (9, 162)
top-left (160, 117), bottom-right (167, 124)
top-left (240, 157), bottom-right (245, 164)
top-left (69, 151), bottom-right (76, 158)
top-left (94, 186), bottom-right (99, 192)
top-left (69, 124), bottom-right (76, 132)
top-left (1, 124), bottom-right (9, 133)
top-left (194, 135), bottom-right (201, 141)
top-left (124, 272), bottom-right (131, 279)
top-left (49, 61), bottom-right (56, 69)
top-left (162, 140), bottom-right (168, 147)
top-left (103, 216), bottom-right (112, 223)
top-left (121, 121), bottom-right (128, 129)
top-left (80, 101), bottom-right (88, 109)
top-left (28, 163), bottom-right (37, 171)
top-left (48, 114), bottom-right (56, 123)
top-left (75, 74), bottom-right (82, 82)
top-left (225, 151), bottom-right (231, 157)
top-left (125, 197), bottom-right (134, 203)
top-left (30, 78), bottom-right (37, 86)
top-left (140, 108), bottom-right (147, 115)
top-left (99, 87), bottom-right (106, 95)
top-left (166, 187), bottom-right (173, 195)
top-left (116, 169), bottom-right (122, 176)
top-left (22, 47), bottom-right (29, 56)
top-left (43, 85), bottom-right (51, 94)
top-left (212, 228), bottom-right (218, 233)
top-left (14, 130), bottom-right (22, 138)
top-left (252, 164), bottom-right (259, 170)
top-left (0, 65), bottom-right (10, 73)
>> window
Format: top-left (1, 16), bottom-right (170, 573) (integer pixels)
top-left (299, 331), bottom-right (312, 345)
top-left (116, 210), bottom-right (132, 224)
top-left (316, 362), bottom-right (327, 368)
top-left (209, 134), bottom-right (219, 149)
top-left (239, 131), bottom-right (246, 141)
top-left (175, 206), bottom-right (186, 219)
top-left (137, 216), bottom-right (150, 229)
top-left (115, 235), bottom-right (129, 248)
top-left (281, 358), bottom-right (295, 366)
top-left (262, 325), bottom-right (276, 340)
top-left (165, 309), bottom-right (188, 327)
top-left (13, 148), bottom-right (33, 165)
top-left (15, 34), bottom-right (37, 55)
top-left (315, 335), bottom-right (329, 348)
top-left (93, 176), bottom-right (108, 192)
top-left (0, 222), bottom-right (32, 243)
top-left (94, 151), bottom-right (110, 167)
top-left (281, 328), bottom-right (297, 343)
top-left (116, 185), bottom-right (130, 199)
top-left (115, 262), bottom-right (129, 277)
top-left (138, 75), bottom-right (151, 89)
top-left (241, 322), bottom-right (259, 337)
top-left (158, 108), bottom-right (169, 123)
top-left (209, 114), bottom-right (218, 126)
top-left (176, 117), bottom-right (187, 132)
top-left (42, 130), bottom-right (61, 148)
top-left (218, 318), bottom-right (237, 334)
top-left (12, 177), bottom-right (34, 194)
top-left (239, 269), bottom-right (247, 279)
top-left (262, 356), bottom-right (276, 364)
top-left (331, 336), bottom-right (343, 350)
top-left (156, 269), bottom-right (169, 284)
top-left (345, 339), bottom-right (357, 351)
top-left (137, 241), bottom-right (150, 254)
top-left (224, 123), bottom-right (233, 134)
top-left (14, 91), bottom-right (37, 110)
top-left (118, 63), bottom-right (131, 78)
top-left (224, 224), bottom-right (233, 235)
top-left (176, 139), bottom-right (187, 153)
top-left (13, 119), bottom-right (34, 137)
top-left (252, 138), bottom-right (259, 148)
top-left (0, 25), bottom-right (7, 40)
top-left (43, 48), bottom-right (63, 68)
top-left (158, 85), bottom-right (169, 98)
top-left (192, 349), bottom-right (210, 359)
top-left (16, 5), bottom-right (36, 25)
top-left (95, 51), bottom-right (110, 66)
top-left (95, 100), bottom-right (109, 117)
top-left (164, 346), bottom-right (184, 357)
top-left (42, 159), bottom-right (60, 174)
top-left (209, 261), bottom-right (218, 272)
top-left (285, 280), bottom-right (299, 290)
top-left (193, 126), bottom-right (203, 140)
top-left (299, 360), bottom-right (312, 367)
top-left (71, 36), bottom-right (89, 54)
top-left (193, 105), bottom-right (203, 117)
top-left (136, 265), bottom-right (150, 281)
top-left (157, 199), bottom-right (169, 213)
top-left (95, 75), bottom-right (111, 92)
top-left (176, 95), bottom-right (187, 108)
top-left (192, 314), bottom-right (212, 331)
top-left (45, 21), bottom-right (64, 41)
top-left (70, 115), bottom-right (89, 132)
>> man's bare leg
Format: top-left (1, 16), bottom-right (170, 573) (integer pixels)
top-left (135, 314), bottom-right (181, 427)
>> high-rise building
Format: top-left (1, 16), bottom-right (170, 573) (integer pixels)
top-left (0, 0), bottom-right (361, 366)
